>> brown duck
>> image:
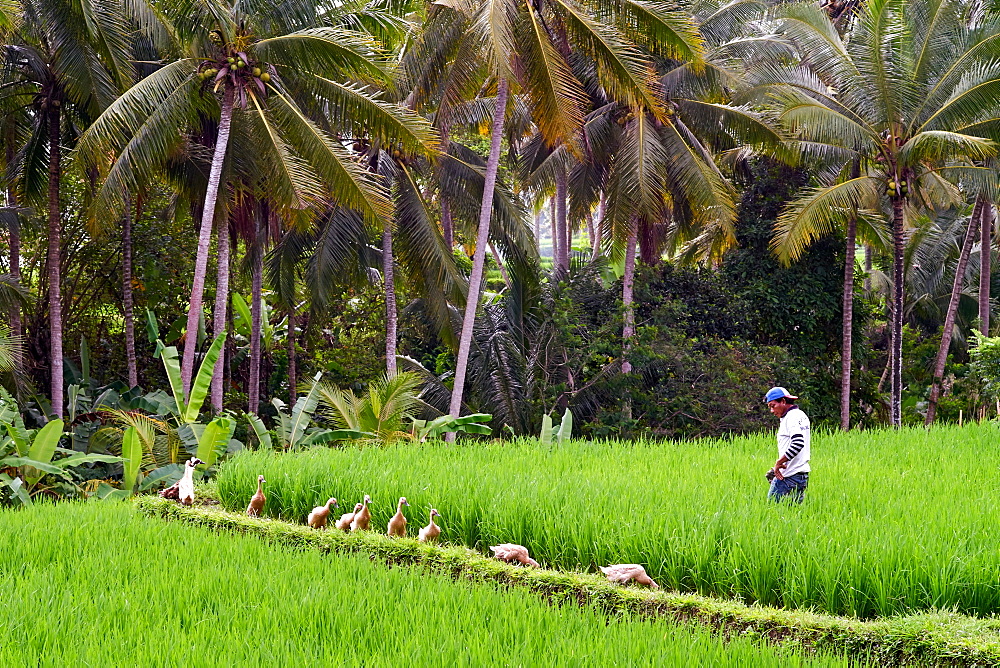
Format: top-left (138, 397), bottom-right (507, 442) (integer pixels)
top-left (350, 494), bottom-right (372, 532)
top-left (417, 509), bottom-right (441, 543)
top-left (387, 497), bottom-right (410, 537)
top-left (600, 564), bottom-right (659, 588)
top-left (307, 497), bottom-right (339, 529)
top-left (246, 475), bottom-right (266, 517)
top-left (490, 543), bottom-right (540, 568)
top-left (335, 502), bottom-right (364, 532)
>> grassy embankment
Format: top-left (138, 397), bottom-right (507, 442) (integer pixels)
top-left (0, 502), bottom-right (855, 667)
top-left (215, 424), bottom-right (1000, 620)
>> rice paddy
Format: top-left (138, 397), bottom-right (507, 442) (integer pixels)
top-left (216, 423), bottom-right (1000, 619)
top-left (0, 503), bottom-right (855, 667)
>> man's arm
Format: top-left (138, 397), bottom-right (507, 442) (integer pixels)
top-left (773, 433), bottom-right (805, 480)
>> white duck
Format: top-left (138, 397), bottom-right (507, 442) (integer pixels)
top-left (600, 564), bottom-right (659, 588)
top-left (177, 457), bottom-right (204, 506)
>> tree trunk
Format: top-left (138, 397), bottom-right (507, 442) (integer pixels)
top-left (980, 199), bottom-right (992, 334)
top-left (122, 199), bottom-right (138, 389)
top-left (550, 197), bottom-right (559, 270)
top-left (181, 86), bottom-right (234, 399)
top-left (622, 223), bottom-right (638, 374)
top-left (6, 138), bottom-right (20, 356)
top-left (840, 215), bottom-right (857, 430)
top-left (534, 207), bottom-right (541, 253)
top-left (287, 308), bottom-right (296, 406)
top-left (210, 220), bottom-right (230, 413)
top-left (47, 108), bottom-right (63, 417)
top-left (555, 167), bottom-right (569, 272)
top-left (926, 197), bottom-right (983, 424)
top-left (440, 125), bottom-right (454, 249)
top-left (890, 197), bottom-right (905, 426)
top-left (448, 77), bottom-right (509, 430)
top-left (248, 236), bottom-right (263, 414)
top-left (863, 245), bottom-right (872, 293)
top-left (383, 217), bottom-right (397, 376)
top-left (594, 192), bottom-right (606, 261)
top-left (585, 211), bottom-right (596, 259)
top-left (489, 241), bottom-right (511, 290)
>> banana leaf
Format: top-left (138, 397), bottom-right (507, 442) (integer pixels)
top-left (0, 456), bottom-right (65, 476)
top-left (196, 415), bottom-right (235, 472)
top-left (158, 343), bottom-right (186, 416)
top-left (138, 463), bottom-right (184, 491)
top-left (121, 426), bottom-right (142, 493)
top-left (184, 333), bottom-right (226, 423)
top-left (539, 414), bottom-right (553, 445)
top-left (556, 408), bottom-right (573, 444)
top-left (0, 472), bottom-right (29, 506)
top-left (246, 413), bottom-right (272, 450)
top-left (24, 419), bottom-right (64, 485)
top-left (55, 453), bottom-right (122, 469)
top-left (287, 373), bottom-right (322, 449)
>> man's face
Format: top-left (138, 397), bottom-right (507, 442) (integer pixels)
top-left (768, 400), bottom-right (789, 418)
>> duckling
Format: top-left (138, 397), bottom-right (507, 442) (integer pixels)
top-left (600, 564), bottom-right (659, 588)
top-left (490, 543), bottom-right (540, 568)
top-left (387, 497), bottom-right (410, 537)
top-left (350, 494), bottom-right (372, 531)
top-left (307, 497), bottom-right (338, 529)
top-left (335, 502), bottom-right (363, 532)
top-left (418, 509), bottom-right (441, 543)
top-left (246, 475), bottom-right (266, 517)
top-left (175, 457), bottom-right (204, 506)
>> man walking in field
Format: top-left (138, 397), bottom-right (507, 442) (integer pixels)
top-left (764, 387), bottom-right (810, 503)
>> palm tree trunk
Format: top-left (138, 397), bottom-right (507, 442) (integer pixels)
top-left (980, 199), bottom-right (992, 334)
top-left (248, 238), bottom-right (263, 414)
top-left (6, 139), bottom-right (20, 357)
top-left (287, 308), bottom-right (296, 406)
top-left (926, 197), bottom-right (983, 424)
top-left (550, 197), bottom-right (559, 269)
top-left (840, 216), bottom-right (857, 430)
top-left (556, 167), bottom-right (569, 272)
top-left (534, 206), bottom-right (541, 253)
top-left (586, 211), bottom-right (596, 259)
top-left (890, 197), bottom-right (905, 426)
top-left (210, 221), bottom-right (230, 413)
top-left (448, 77), bottom-right (509, 428)
top-left (383, 217), bottom-right (397, 376)
top-left (864, 245), bottom-right (872, 293)
top-left (47, 108), bottom-right (63, 417)
top-left (622, 223), bottom-right (638, 374)
top-left (181, 86), bottom-right (234, 399)
top-left (440, 124), bottom-right (454, 249)
top-left (122, 199), bottom-right (138, 389)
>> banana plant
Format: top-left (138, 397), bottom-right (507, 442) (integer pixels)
top-left (539, 408), bottom-right (573, 445)
top-left (0, 389), bottom-right (121, 506)
top-left (158, 333), bottom-right (226, 424)
top-left (411, 414), bottom-right (493, 441)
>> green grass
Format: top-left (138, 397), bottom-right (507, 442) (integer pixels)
top-left (217, 423), bottom-right (1000, 619)
top-left (0, 502), bottom-right (855, 667)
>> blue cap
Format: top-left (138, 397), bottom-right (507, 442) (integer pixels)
top-left (764, 387), bottom-right (798, 403)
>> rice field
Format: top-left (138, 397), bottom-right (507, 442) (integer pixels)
top-left (0, 503), bottom-right (855, 667)
top-left (216, 423), bottom-right (1000, 619)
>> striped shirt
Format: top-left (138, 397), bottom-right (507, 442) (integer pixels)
top-left (777, 406), bottom-right (810, 477)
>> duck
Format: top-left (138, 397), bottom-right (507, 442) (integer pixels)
top-left (490, 543), bottom-right (540, 568)
top-left (350, 494), bottom-right (372, 531)
top-left (246, 475), bottom-right (266, 517)
top-left (600, 564), bottom-right (659, 588)
top-left (307, 497), bottom-right (338, 529)
top-left (387, 497), bottom-right (410, 537)
top-left (168, 457), bottom-right (204, 506)
top-left (417, 509), bottom-right (441, 543)
top-left (335, 502), bottom-right (363, 532)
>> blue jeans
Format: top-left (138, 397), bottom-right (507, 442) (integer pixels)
top-left (768, 472), bottom-right (808, 503)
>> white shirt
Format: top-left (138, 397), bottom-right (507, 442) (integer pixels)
top-left (777, 407), bottom-right (810, 477)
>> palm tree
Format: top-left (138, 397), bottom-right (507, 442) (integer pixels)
top-left (77, 0), bottom-right (437, 404)
top-left (2, 0), bottom-right (140, 417)
top-left (760, 0), bottom-right (1000, 426)
top-left (417, 0), bottom-right (705, 429)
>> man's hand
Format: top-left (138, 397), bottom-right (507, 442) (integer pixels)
top-left (773, 456), bottom-right (788, 481)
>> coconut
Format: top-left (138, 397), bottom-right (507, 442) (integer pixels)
top-left (260, 72), bottom-right (271, 83)
top-left (252, 67), bottom-right (261, 77)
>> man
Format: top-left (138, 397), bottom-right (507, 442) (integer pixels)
top-left (764, 387), bottom-right (810, 503)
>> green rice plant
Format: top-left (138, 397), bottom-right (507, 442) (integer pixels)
top-left (217, 423), bottom-right (1000, 618)
top-left (0, 502), bottom-right (854, 667)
